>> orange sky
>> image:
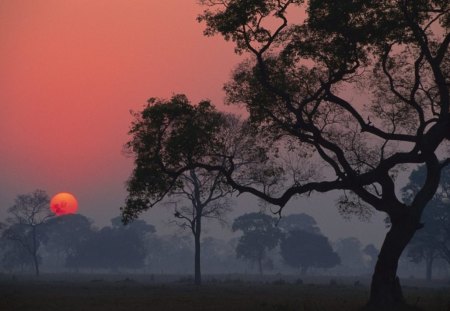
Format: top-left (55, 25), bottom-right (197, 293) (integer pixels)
top-left (0, 0), bottom-right (240, 223)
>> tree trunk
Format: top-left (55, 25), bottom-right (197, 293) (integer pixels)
top-left (194, 218), bottom-right (202, 286)
top-left (33, 254), bottom-right (40, 276)
top-left (425, 255), bottom-right (433, 281)
top-left (257, 257), bottom-right (263, 275)
top-left (32, 226), bottom-right (39, 277)
top-left (368, 217), bottom-right (418, 308)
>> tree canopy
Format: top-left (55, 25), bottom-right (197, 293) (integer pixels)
top-left (280, 229), bottom-right (340, 274)
top-left (232, 212), bottom-right (282, 274)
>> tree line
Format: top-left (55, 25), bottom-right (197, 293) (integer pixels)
top-left (2, 189), bottom-right (448, 281)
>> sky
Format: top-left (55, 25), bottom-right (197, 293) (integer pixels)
top-left (0, 0), bottom-right (388, 246)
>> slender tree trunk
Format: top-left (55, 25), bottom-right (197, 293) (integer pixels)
top-left (425, 255), bottom-right (433, 281)
top-left (257, 257), bottom-right (263, 275)
top-left (33, 253), bottom-right (40, 276)
top-left (194, 217), bottom-right (202, 286)
top-left (32, 226), bottom-right (39, 277)
top-left (368, 217), bottom-right (418, 308)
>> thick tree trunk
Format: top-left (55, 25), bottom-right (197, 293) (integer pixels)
top-left (368, 217), bottom-right (418, 308)
top-left (194, 218), bottom-right (202, 286)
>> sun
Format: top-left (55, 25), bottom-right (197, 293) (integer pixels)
top-left (50, 192), bottom-right (78, 216)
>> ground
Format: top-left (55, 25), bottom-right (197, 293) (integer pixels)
top-left (0, 274), bottom-right (448, 311)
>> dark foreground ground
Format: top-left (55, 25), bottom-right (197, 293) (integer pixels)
top-left (0, 274), bottom-right (449, 311)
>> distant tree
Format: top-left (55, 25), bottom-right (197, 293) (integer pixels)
top-left (335, 237), bottom-right (366, 273)
top-left (0, 234), bottom-right (34, 273)
top-left (280, 230), bottom-right (340, 274)
top-left (363, 244), bottom-right (380, 272)
top-left (2, 190), bottom-right (53, 276)
top-left (144, 234), bottom-right (194, 274)
top-left (232, 212), bottom-right (282, 274)
top-left (402, 165), bottom-right (450, 280)
top-left (44, 214), bottom-right (94, 267)
top-left (122, 94), bottom-right (234, 285)
top-left (277, 213), bottom-right (320, 234)
top-left (201, 237), bottom-right (239, 273)
top-left (67, 218), bottom-right (155, 271)
top-left (110, 216), bottom-right (156, 237)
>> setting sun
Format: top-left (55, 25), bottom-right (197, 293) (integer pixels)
top-left (50, 192), bottom-right (78, 216)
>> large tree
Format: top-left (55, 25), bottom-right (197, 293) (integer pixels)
top-left (2, 190), bottom-right (53, 276)
top-left (122, 94), bottom-right (234, 285)
top-left (193, 0), bottom-right (450, 308)
top-left (120, 0), bottom-right (450, 307)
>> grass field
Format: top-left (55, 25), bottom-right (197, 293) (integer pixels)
top-left (0, 275), bottom-right (449, 311)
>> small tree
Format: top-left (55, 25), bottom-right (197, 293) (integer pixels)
top-left (122, 94), bottom-right (234, 285)
top-left (232, 212), bottom-right (282, 274)
top-left (2, 190), bottom-right (53, 276)
top-left (280, 230), bottom-right (340, 274)
top-left (169, 168), bottom-right (232, 286)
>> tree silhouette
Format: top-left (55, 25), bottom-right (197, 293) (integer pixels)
top-left (2, 190), bottom-right (53, 276)
top-left (232, 212), bottom-right (282, 274)
top-left (66, 217), bottom-right (154, 271)
top-left (44, 214), bottom-right (94, 268)
top-left (193, 0), bottom-right (450, 307)
top-left (280, 229), bottom-right (340, 274)
top-left (122, 95), bottom-right (234, 285)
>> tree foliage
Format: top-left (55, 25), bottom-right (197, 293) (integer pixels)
top-left (280, 229), bottom-right (340, 273)
top-left (122, 94), bottom-right (232, 221)
top-left (277, 213), bottom-right (321, 234)
top-left (44, 214), bottom-right (94, 260)
top-left (232, 212), bottom-right (282, 274)
top-left (66, 217), bottom-right (155, 271)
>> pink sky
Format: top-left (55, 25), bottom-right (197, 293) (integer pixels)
top-left (0, 0), bottom-right (240, 223)
top-left (0, 1), bottom-right (387, 245)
